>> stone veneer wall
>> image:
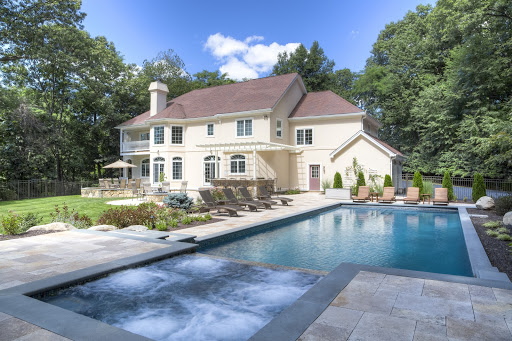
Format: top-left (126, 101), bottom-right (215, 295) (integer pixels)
top-left (81, 188), bottom-right (134, 198)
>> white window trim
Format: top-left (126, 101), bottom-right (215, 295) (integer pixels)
top-left (276, 118), bottom-right (283, 139)
top-left (229, 154), bottom-right (247, 175)
top-left (295, 127), bottom-right (314, 146)
top-left (206, 122), bottom-right (215, 138)
top-left (235, 118), bottom-right (254, 139)
top-left (170, 125), bottom-right (185, 146)
top-left (171, 156), bottom-right (184, 181)
top-left (152, 157), bottom-right (166, 185)
top-left (140, 132), bottom-right (150, 141)
top-left (152, 125), bottom-right (165, 146)
top-left (203, 155), bottom-right (221, 186)
top-left (140, 159), bottom-right (150, 178)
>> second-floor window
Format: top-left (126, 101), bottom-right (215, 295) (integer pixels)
top-left (296, 128), bottom-right (313, 146)
top-left (140, 132), bottom-right (150, 141)
top-left (206, 123), bottom-right (214, 137)
top-left (154, 126), bottom-right (164, 145)
top-left (171, 126), bottom-right (183, 145)
top-left (236, 119), bottom-right (252, 137)
top-left (276, 119), bottom-right (282, 138)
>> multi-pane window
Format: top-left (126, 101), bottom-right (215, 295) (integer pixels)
top-left (206, 123), bottom-right (214, 136)
top-left (153, 157), bottom-right (165, 183)
top-left (230, 154), bottom-right (246, 174)
top-left (171, 126), bottom-right (183, 145)
top-left (172, 157), bottom-right (183, 180)
top-left (276, 119), bottom-right (282, 138)
top-left (236, 119), bottom-right (252, 137)
top-left (296, 128), bottom-right (313, 145)
top-left (141, 159), bottom-right (150, 177)
top-left (140, 132), bottom-right (150, 141)
top-left (154, 126), bottom-right (164, 145)
top-left (311, 165), bottom-right (320, 178)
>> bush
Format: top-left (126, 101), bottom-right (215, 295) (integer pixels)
top-left (383, 174), bottom-right (393, 187)
top-left (210, 187), bottom-right (226, 201)
top-left (1, 211), bottom-right (21, 235)
top-left (204, 213), bottom-right (212, 220)
top-left (483, 221), bottom-right (503, 229)
top-left (18, 213), bottom-right (42, 231)
top-left (163, 193), bottom-right (194, 209)
top-left (442, 171), bottom-right (455, 201)
top-left (321, 179), bottom-right (332, 193)
top-left (285, 189), bottom-right (301, 195)
top-left (181, 215), bottom-right (193, 225)
top-left (497, 234), bottom-right (512, 241)
top-left (495, 196), bottom-right (512, 216)
top-left (97, 202), bottom-right (164, 228)
top-left (50, 204), bottom-right (92, 229)
top-left (333, 172), bottom-right (343, 188)
top-left (497, 227), bottom-right (509, 234)
top-left (0, 188), bottom-right (17, 201)
top-left (486, 229), bottom-right (499, 237)
top-left (354, 171), bottom-right (366, 195)
top-left (472, 173), bottom-right (486, 202)
top-left (412, 171), bottom-right (424, 195)
top-left (423, 181), bottom-right (433, 196)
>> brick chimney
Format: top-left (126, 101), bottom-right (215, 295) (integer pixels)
top-left (148, 81), bottom-right (169, 117)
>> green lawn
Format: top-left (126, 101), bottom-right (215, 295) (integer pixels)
top-left (0, 195), bottom-right (121, 224)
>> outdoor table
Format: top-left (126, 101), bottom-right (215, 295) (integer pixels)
top-left (422, 193), bottom-right (431, 204)
top-left (370, 192), bottom-right (379, 202)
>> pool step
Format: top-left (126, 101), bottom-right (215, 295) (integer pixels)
top-left (477, 269), bottom-right (511, 283)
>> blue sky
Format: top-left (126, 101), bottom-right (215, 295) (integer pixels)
top-left (81, 0), bottom-right (433, 80)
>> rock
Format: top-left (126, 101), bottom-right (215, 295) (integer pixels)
top-left (504, 212), bottom-right (512, 226)
top-left (88, 225), bottom-right (117, 231)
top-left (475, 196), bottom-right (495, 210)
top-left (28, 222), bottom-right (75, 232)
top-left (124, 225), bottom-right (148, 232)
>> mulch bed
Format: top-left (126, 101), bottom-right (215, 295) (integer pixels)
top-left (163, 217), bottom-right (224, 232)
top-left (0, 230), bottom-right (60, 241)
top-left (468, 208), bottom-right (512, 280)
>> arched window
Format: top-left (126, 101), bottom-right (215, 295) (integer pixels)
top-left (141, 159), bottom-right (150, 177)
top-left (230, 154), bottom-right (246, 174)
top-left (172, 157), bottom-right (183, 180)
top-left (153, 157), bottom-right (165, 183)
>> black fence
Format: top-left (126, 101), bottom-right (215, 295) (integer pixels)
top-left (0, 180), bottom-right (95, 201)
top-left (401, 174), bottom-right (512, 200)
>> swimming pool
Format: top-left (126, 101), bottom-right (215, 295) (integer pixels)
top-left (200, 206), bottom-right (473, 276)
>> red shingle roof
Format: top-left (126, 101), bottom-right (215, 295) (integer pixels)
top-left (289, 91), bottom-right (362, 118)
top-left (371, 134), bottom-right (404, 156)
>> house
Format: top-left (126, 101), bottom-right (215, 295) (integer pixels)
top-left (116, 73), bottom-right (404, 192)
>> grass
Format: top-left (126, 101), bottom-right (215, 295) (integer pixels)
top-left (0, 195), bottom-right (120, 224)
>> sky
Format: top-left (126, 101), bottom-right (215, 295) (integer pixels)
top-left (81, 0), bottom-right (433, 81)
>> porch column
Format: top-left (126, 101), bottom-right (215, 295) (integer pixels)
top-left (253, 150), bottom-right (257, 196)
top-left (215, 149), bottom-right (219, 181)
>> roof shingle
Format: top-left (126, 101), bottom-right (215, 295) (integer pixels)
top-left (289, 91), bottom-right (362, 118)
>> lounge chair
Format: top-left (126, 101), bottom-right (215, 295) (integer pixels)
top-left (238, 187), bottom-right (275, 209)
top-left (403, 187), bottom-right (420, 204)
top-left (433, 188), bottom-right (449, 205)
top-left (352, 186), bottom-right (370, 202)
top-left (222, 188), bottom-right (259, 212)
top-left (257, 186), bottom-right (293, 205)
top-left (379, 187), bottom-right (396, 203)
top-left (198, 190), bottom-right (242, 217)
top-left (161, 181), bottom-right (170, 193)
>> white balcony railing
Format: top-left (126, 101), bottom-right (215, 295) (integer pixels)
top-left (122, 140), bottom-right (149, 152)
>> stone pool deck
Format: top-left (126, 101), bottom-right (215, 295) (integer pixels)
top-left (2, 193), bottom-right (509, 341)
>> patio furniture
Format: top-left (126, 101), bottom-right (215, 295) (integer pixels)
top-left (198, 190), bottom-right (242, 217)
top-left (111, 178), bottom-right (120, 188)
top-left (257, 186), bottom-right (293, 205)
top-left (119, 179), bottom-right (127, 190)
top-left (432, 188), bottom-right (449, 205)
top-left (103, 180), bottom-right (110, 189)
top-left (403, 187), bottom-right (420, 204)
top-left (142, 182), bottom-right (152, 200)
top-left (161, 181), bottom-right (170, 193)
top-left (131, 182), bottom-right (142, 200)
top-left (379, 187), bottom-right (396, 203)
top-left (171, 181), bottom-right (188, 193)
top-left (370, 192), bottom-right (379, 202)
top-left (238, 187), bottom-right (275, 209)
top-left (135, 178), bottom-right (141, 188)
top-left (98, 178), bottom-right (105, 187)
top-left (222, 188), bottom-right (259, 211)
top-left (352, 186), bottom-right (370, 202)
top-left (422, 193), bottom-right (431, 204)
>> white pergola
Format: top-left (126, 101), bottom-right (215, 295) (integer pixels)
top-left (196, 141), bottom-right (301, 180)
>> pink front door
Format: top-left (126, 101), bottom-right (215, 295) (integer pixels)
top-left (309, 165), bottom-right (320, 190)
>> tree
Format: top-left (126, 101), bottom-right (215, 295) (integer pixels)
top-left (412, 171), bottom-right (424, 195)
top-left (442, 171), bottom-right (455, 201)
top-left (357, 171), bottom-right (366, 187)
top-left (384, 174), bottom-right (393, 187)
top-left (472, 173), bottom-right (486, 202)
top-left (192, 70), bottom-right (235, 88)
top-left (333, 172), bottom-right (343, 188)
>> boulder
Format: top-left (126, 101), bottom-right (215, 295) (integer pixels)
top-left (475, 196), bottom-right (495, 210)
top-left (504, 212), bottom-right (512, 226)
top-left (88, 225), bottom-right (117, 231)
top-left (124, 225), bottom-right (148, 232)
top-left (28, 222), bottom-right (75, 232)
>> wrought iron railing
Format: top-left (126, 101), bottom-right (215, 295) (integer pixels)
top-left (0, 180), bottom-right (95, 201)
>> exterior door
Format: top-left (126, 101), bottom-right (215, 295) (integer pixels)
top-left (309, 164), bottom-right (320, 190)
top-left (203, 155), bottom-right (219, 185)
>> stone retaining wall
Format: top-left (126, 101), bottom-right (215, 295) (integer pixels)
top-left (81, 188), bottom-right (134, 198)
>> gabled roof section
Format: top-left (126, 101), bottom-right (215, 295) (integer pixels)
top-left (289, 91), bottom-right (363, 118)
top-left (329, 130), bottom-right (404, 159)
top-left (118, 110), bottom-right (151, 127)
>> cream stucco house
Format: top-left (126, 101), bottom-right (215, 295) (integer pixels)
top-left (116, 73), bottom-right (404, 192)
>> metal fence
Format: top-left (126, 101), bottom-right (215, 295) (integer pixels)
top-left (401, 174), bottom-right (512, 200)
top-left (0, 180), bottom-right (95, 201)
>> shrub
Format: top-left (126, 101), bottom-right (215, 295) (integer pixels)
top-left (204, 213), bottom-right (212, 220)
top-left (181, 215), bottom-right (193, 225)
top-left (163, 193), bottom-right (194, 210)
top-left (333, 172), bottom-right (343, 188)
top-left (442, 171), bottom-right (455, 201)
top-left (495, 196), bottom-right (512, 216)
top-left (486, 230), bottom-right (499, 237)
top-left (472, 173), bottom-right (486, 202)
top-left (169, 218), bottom-right (178, 228)
top-left (412, 171), bottom-right (424, 195)
top-left (155, 221), bottom-right (168, 231)
top-left (210, 187), bottom-right (226, 201)
top-left (18, 213), bottom-right (42, 231)
top-left (321, 179), bottom-right (332, 193)
top-left (97, 202), bottom-right (164, 228)
top-left (285, 189), bottom-right (301, 195)
top-left (50, 204), bottom-right (92, 229)
top-left (383, 174), bottom-right (393, 187)
top-left (497, 234), bottom-right (512, 241)
top-left (1, 211), bottom-right (21, 235)
top-left (497, 227), bottom-right (509, 234)
top-left (423, 181), bottom-right (433, 196)
top-left (0, 188), bottom-right (17, 201)
top-left (354, 171), bottom-right (366, 195)
top-left (483, 221), bottom-right (503, 229)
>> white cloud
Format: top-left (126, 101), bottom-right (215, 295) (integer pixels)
top-left (204, 33), bottom-right (300, 81)
top-left (350, 30), bottom-right (360, 39)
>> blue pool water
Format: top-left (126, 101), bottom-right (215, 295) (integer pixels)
top-left (200, 206), bottom-right (473, 276)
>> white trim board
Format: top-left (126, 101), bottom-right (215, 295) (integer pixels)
top-left (329, 130), bottom-right (401, 159)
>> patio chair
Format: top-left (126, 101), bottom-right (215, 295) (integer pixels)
top-left (142, 182), bottom-right (152, 200)
top-left (135, 178), bottom-right (141, 188)
top-left (403, 187), bottom-right (420, 204)
top-left (119, 179), bottom-right (127, 190)
top-left (171, 181), bottom-right (188, 193)
top-left (98, 178), bottom-right (105, 187)
top-left (238, 187), bottom-right (275, 209)
top-left (131, 182), bottom-right (142, 200)
top-left (257, 186), bottom-right (293, 206)
top-left (433, 187), bottom-right (449, 205)
top-left (112, 178), bottom-right (120, 188)
top-left (222, 188), bottom-right (259, 212)
top-left (103, 180), bottom-right (110, 189)
top-left (161, 181), bottom-right (170, 193)
top-left (379, 187), bottom-right (396, 203)
top-left (352, 186), bottom-right (370, 202)
top-left (198, 190), bottom-right (242, 217)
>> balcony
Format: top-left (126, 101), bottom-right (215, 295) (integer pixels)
top-left (122, 140), bottom-right (150, 152)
